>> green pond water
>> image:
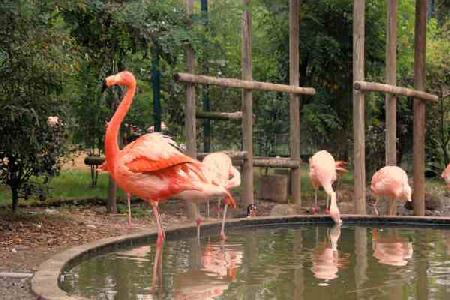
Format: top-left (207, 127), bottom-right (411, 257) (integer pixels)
top-left (60, 225), bottom-right (450, 300)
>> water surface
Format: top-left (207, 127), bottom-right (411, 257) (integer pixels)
top-left (60, 225), bottom-right (450, 299)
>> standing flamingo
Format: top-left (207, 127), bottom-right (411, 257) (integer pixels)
top-left (442, 163), bottom-right (450, 189)
top-left (102, 71), bottom-right (237, 284)
top-left (370, 166), bottom-right (412, 216)
top-left (201, 152), bottom-right (241, 240)
top-left (309, 150), bottom-right (347, 219)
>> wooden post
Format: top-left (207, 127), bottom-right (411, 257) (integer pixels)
top-left (290, 0), bottom-right (301, 206)
top-left (385, 0), bottom-right (397, 166)
top-left (413, 0), bottom-right (427, 216)
top-left (185, 0), bottom-right (197, 219)
top-left (353, 0), bottom-right (366, 214)
top-left (386, 0), bottom-right (397, 215)
top-left (241, 0), bottom-right (253, 207)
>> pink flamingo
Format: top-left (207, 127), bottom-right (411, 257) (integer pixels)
top-left (102, 71), bottom-right (237, 280)
top-left (309, 150), bottom-right (347, 219)
top-left (201, 152), bottom-right (241, 240)
top-left (370, 166), bottom-right (412, 216)
top-left (442, 163), bottom-right (450, 189)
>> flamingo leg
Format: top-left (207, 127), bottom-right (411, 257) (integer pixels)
top-left (373, 197), bottom-right (380, 216)
top-left (313, 189), bottom-right (318, 214)
top-left (388, 198), bottom-right (397, 216)
top-left (206, 200), bottom-right (210, 219)
top-left (152, 205), bottom-right (165, 245)
top-left (220, 204), bottom-right (229, 240)
top-left (127, 193), bottom-right (132, 227)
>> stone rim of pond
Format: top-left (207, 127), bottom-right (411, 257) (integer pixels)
top-left (31, 214), bottom-right (450, 300)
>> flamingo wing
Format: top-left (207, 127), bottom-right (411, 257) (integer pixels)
top-left (122, 133), bottom-right (207, 182)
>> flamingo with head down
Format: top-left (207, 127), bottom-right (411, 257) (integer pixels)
top-left (309, 150), bottom-right (347, 223)
top-left (370, 166), bottom-right (411, 216)
top-left (200, 152), bottom-right (241, 240)
top-left (101, 70), bottom-right (237, 256)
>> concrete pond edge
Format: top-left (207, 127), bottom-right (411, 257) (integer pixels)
top-left (31, 214), bottom-right (450, 300)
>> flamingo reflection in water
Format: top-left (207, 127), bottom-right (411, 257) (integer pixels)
top-left (372, 229), bottom-right (413, 267)
top-left (311, 225), bottom-right (350, 281)
top-left (173, 241), bottom-right (243, 300)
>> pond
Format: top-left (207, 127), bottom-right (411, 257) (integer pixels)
top-left (60, 224), bottom-right (450, 300)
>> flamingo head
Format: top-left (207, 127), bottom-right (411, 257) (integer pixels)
top-left (105, 71), bottom-right (136, 88)
top-left (403, 184), bottom-right (412, 202)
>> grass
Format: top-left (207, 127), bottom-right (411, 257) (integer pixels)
top-left (0, 170), bottom-right (126, 207)
top-left (0, 166), bottom-right (446, 208)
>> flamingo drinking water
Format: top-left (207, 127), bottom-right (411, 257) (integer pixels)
top-left (101, 71), bottom-right (237, 245)
top-left (370, 166), bottom-right (412, 215)
top-left (201, 152), bottom-right (241, 240)
top-left (309, 150), bottom-right (347, 223)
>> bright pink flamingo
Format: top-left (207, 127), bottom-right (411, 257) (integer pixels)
top-left (442, 163), bottom-right (450, 190)
top-left (370, 166), bottom-right (412, 216)
top-left (201, 152), bottom-right (241, 240)
top-left (309, 150), bottom-right (347, 219)
top-left (102, 71), bottom-right (237, 284)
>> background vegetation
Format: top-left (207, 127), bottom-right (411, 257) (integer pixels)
top-left (0, 0), bottom-right (448, 209)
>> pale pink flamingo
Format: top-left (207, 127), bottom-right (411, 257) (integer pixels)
top-left (442, 163), bottom-right (450, 189)
top-left (370, 166), bottom-right (412, 215)
top-left (372, 229), bottom-right (413, 267)
top-left (201, 152), bottom-right (241, 240)
top-left (102, 71), bottom-right (237, 288)
top-left (309, 150), bottom-right (347, 220)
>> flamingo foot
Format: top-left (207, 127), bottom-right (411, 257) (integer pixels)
top-left (325, 208), bottom-right (330, 214)
top-left (311, 207), bottom-right (319, 214)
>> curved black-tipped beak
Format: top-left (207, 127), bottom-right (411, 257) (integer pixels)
top-left (101, 80), bottom-right (108, 93)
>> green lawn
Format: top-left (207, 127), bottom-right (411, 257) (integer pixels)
top-left (0, 170), bottom-right (126, 207)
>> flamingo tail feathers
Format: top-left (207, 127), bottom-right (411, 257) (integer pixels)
top-left (335, 161), bottom-right (348, 173)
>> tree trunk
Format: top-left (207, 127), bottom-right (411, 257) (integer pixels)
top-left (11, 185), bottom-right (19, 212)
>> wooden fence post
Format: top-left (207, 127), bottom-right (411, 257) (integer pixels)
top-left (385, 0), bottom-right (397, 167)
top-left (241, 0), bottom-right (254, 207)
top-left (290, 0), bottom-right (301, 206)
top-left (353, 0), bottom-right (366, 214)
top-left (413, 0), bottom-right (427, 216)
top-left (185, 0), bottom-right (197, 219)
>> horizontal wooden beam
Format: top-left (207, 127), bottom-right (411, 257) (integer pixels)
top-left (197, 151), bottom-right (248, 160)
top-left (353, 81), bottom-right (438, 102)
top-left (84, 156), bottom-right (105, 166)
top-left (175, 72), bottom-right (316, 95)
top-left (253, 157), bottom-right (301, 168)
top-left (196, 111), bottom-right (243, 120)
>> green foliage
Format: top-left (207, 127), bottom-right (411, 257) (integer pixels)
top-left (0, 0), bottom-right (72, 210)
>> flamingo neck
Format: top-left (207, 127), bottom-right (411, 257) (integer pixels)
top-left (105, 82), bottom-right (136, 173)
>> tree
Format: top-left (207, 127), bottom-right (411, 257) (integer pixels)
top-left (0, 0), bottom-right (72, 211)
